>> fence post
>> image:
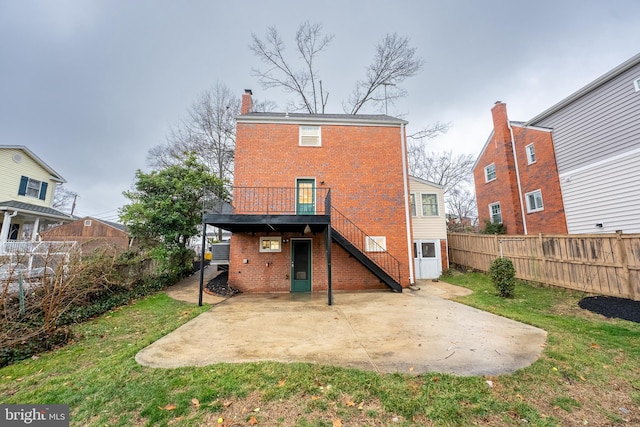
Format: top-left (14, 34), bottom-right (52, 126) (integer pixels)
top-left (616, 230), bottom-right (633, 300)
top-left (538, 233), bottom-right (546, 280)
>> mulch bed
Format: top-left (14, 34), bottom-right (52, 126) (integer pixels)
top-left (205, 272), bottom-right (241, 297)
top-left (579, 296), bottom-right (640, 324)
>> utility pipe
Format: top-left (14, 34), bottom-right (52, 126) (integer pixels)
top-left (400, 123), bottom-right (415, 285)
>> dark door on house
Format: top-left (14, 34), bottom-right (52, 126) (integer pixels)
top-left (296, 179), bottom-right (315, 215)
top-left (291, 240), bottom-right (311, 292)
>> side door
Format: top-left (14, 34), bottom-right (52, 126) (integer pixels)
top-left (413, 240), bottom-right (441, 279)
top-left (291, 239), bottom-right (312, 292)
top-left (296, 179), bottom-right (315, 215)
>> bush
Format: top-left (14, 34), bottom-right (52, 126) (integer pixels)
top-left (482, 220), bottom-right (507, 235)
top-left (489, 257), bottom-right (516, 297)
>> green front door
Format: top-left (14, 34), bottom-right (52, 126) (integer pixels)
top-left (291, 240), bottom-right (312, 292)
top-left (296, 179), bottom-right (315, 215)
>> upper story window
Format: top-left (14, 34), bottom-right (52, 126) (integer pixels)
top-left (489, 202), bottom-right (502, 224)
top-left (634, 78), bottom-right (640, 92)
top-left (299, 126), bottom-right (321, 146)
top-left (410, 194), bottom-right (417, 217)
top-left (525, 190), bottom-right (544, 213)
top-left (421, 193), bottom-right (439, 216)
top-left (526, 144), bottom-right (536, 164)
top-left (18, 176), bottom-right (48, 201)
top-left (484, 164), bottom-right (496, 182)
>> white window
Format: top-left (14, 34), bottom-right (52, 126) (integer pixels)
top-left (299, 126), bottom-right (321, 146)
top-left (489, 202), bottom-right (502, 224)
top-left (421, 194), bottom-right (439, 216)
top-left (484, 164), bottom-right (496, 182)
top-left (526, 144), bottom-right (536, 164)
top-left (525, 190), bottom-right (544, 213)
top-left (410, 194), bottom-right (417, 217)
top-left (259, 237), bottom-right (282, 252)
top-left (84, 220), bottom-right (92, 227)
top-left (365, 236), bottom-right (386, 252)
top-left (26, 178), bottom-right (42, 198)
top-left (634, 78), bottom-right (640, 92)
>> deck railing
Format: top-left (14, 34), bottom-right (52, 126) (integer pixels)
top-left (205, 187), bottom-right (331, 215)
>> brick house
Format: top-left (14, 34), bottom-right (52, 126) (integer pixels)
top-left (203, 90), bottom-right (415, 301)
top-left (474, 52), bottom-right (640, 235)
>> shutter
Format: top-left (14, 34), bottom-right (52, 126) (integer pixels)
top-left (39, 182), bottom-right (48, 200)
top-left (18, 176), bottom-right (28, 196)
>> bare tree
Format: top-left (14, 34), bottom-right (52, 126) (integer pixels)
top-left (147, 83), bottom-right (240, 184)
top-left (408, 148), bottom-right (475, 196)
top-left (52, 185), bottom-right (76, 213)
top-left (250, 22), bottom-right (333, 114)
top-left (346, 33), bottom-right (423, 114)
top-left (446, 188), bottom-right (478, 232)
top-left (250, 23), bottom-right (422, 115)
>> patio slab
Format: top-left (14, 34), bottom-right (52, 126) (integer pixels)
top-left (136, 287), bottom-right (547, 376)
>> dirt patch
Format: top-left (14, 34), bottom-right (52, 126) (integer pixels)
top-left (578, 296), bottom-right (640, 324)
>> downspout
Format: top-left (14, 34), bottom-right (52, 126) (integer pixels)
top-left (400, 123), bottom-right (415, 284)
top-left (507, 121), bottom-right (528, 235)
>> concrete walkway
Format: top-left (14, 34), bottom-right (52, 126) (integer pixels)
top-left (137, 278), bottom-right (547, 376)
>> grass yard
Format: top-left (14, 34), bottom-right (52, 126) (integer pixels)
top-left (1, 272), bottom-right (639, 426)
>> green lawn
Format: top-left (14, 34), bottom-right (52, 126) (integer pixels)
top-left (1, 273), bottom-right (639, 426)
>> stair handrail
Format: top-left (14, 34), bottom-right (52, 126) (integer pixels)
top-left (330, 206), bottom-right (401, 286)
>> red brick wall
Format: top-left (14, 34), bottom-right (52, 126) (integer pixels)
top-left (233, 119), bottom-right (412, 290)
top-left (229, 232), bottom-right (387, 292)
top-left (474, 103), bottom-right (525, 234)
top-left (512, 127), bottom-right (567, 234)
top-left (474, 102), bottom-right (567, 235)
top-left (440, 239), bottom-right (449, 271)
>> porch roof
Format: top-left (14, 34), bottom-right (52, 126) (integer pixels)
top-left (0, 200), bottom-right (76, 222)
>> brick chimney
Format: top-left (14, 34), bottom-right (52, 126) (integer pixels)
top-left (491, 101), bottom-right (510, 145)
top-left (241, 89), bottom-right (253, 114)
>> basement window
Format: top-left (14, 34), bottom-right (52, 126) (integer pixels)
top-left (365, 236), bottom-right (387, 252)
top-left (260, 237), bottom-right (282, 252)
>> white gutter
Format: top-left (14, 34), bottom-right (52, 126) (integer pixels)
top-left (400, 123), bottom-right (415, 284)
top-left (507, 121), bottom-right (528, 235)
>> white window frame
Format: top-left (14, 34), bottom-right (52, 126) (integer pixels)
top-left (409, 193), bottom-right (417, 217)
top-left (525, 189), bottom-right (544, 213)
top-left (299, 126), bottom-right (321, 147)
top-left (634, 78), bottom-right (640, 92)
top-left (84, 220), bottom-right (92, 227)
top-left (259, 236), bottom-right (282, 253)
top-left (489, 202), bottom-right (502, 224)
top-left (525, 143), bottom-right (536, 164)
top-left (484, 164), bottom-right (496, 182)
top-left (365, 236), bottom-right (387, 252)
top-left (420, 193), bottom-right (439, 216)
top-left (26, 178), bottom-right (42, 198)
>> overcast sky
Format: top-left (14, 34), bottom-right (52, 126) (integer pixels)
top-left (1, 0), bottom-right (639, 222)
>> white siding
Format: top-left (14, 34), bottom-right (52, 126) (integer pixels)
top-left (533, 63), bottom-right (640, 174)
top-left (560, 149), bottom-right (640, 234)
top-left (0, 148), bottom-right (57, 207)
top-left (409, 178), bottom-right (447, 240)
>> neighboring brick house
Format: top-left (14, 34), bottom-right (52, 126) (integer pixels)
top-left (0, 145), bottom-right (75, 250)
top-left (204, 90), bottom-right (415, 300)
top-left (474, 52), bottom-right (640, 235)
top-left (409, 176), bottom-right (448, 278)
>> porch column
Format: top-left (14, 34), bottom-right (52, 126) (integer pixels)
top-left (0, 211), bottom-right (17, 246)
top-left (31, 217), bottom-right (41, 241)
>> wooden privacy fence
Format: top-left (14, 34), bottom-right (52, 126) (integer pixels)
top-left (448, 232), bottom-right (640, 301)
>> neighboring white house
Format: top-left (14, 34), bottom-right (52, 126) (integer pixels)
top-left (0, 145), bottom-right (75, 250)
top-left (409, 176), bottom-right (448, 279)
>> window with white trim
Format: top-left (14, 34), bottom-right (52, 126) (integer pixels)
top-left (410, 194), bottom-right (417, 217)
top-left (84, 220), bottom-right (92, 227)
top-left (526, 144), bottom-right (536, 164)
top-left (259, 237), bottom-right (282, 252)
top-left (421, 193), bottom-right (439, 216)
top-left (525, 190), bottom-right (544, 213)
top-left (634, 78), bottom-right (640, 92)
top-left (484, 164), bottom-right (496, 182)
top-left (17, 175), bottom-right (48, 201)
top-left (365, 236), bottom-right (386, 252)
top-left (299, 126), bottom-right (321, 146)
top-left (489, 202), bottom-right (502, 224)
